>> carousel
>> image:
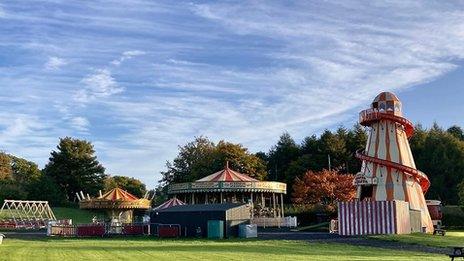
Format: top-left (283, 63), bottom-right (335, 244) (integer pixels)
top-left (78, 187), bottom-right (151, 223)
top-left (168, 162), bottom-right (287, 218)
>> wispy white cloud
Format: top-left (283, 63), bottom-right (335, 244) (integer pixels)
top-left (111, 50), bottom-right (146, 66)
top-left (75, 69), bottom-right (124, 103)
top-left (0, 5), bottom-right (5, 18)
top-left (44, 56), bottom-right (67, 70)
top-left (1, 1), bottom-right (464, 188)
top-left (70, 117), bottom-right (90, 133)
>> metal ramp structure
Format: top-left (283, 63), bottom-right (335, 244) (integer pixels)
top-left (0, 200), bottom-right (56, 229)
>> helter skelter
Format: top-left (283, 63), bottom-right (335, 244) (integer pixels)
top-left (338, 92), bottom-right (434, 235)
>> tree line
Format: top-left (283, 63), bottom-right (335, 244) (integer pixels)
top-left (0, 137), bottom-right (146, 206)
top-left (1, 122), bottom-right (464, 207)
top-left (161, 123), bottom-right (464, 206)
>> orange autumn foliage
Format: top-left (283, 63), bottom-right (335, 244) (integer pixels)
top-left (292, 169), bottom-right (356, 209)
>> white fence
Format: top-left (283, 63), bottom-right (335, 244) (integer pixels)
top-left (251, 216), bottom-right (297, 228)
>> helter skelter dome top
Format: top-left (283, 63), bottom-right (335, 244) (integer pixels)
top-left (371, 91), bottom-right (402, 116)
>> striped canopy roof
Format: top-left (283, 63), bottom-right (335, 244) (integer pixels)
top-left (99, 188), bottom-right (139, 201)
top-left (196, 163), bottom-right (258, 182)
top-left (154, 198), bottom-right (185, 210)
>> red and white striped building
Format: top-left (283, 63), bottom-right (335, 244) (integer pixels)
top-left (339, 92), bottom-right (434, 235)
top-left (338, 201), bottom-right (411, 235)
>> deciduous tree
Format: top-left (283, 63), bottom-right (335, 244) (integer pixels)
top-left (0, 152), bottom-right (12, 180)
top-left (160, 136), bottom-right (267, 186)
top-left (292, 169), bottom-right (356, 211)
top-left (105, 175), bottom-right (147, 198)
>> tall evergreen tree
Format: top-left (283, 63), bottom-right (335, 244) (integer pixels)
top-left (345, 124), bottom-right (368, 173)
top-left (447, 125), bottom-right (464, 141)
top-left (267, 132), bottom-right (300, 181)
top-left (411, 125), bottom-right (464, 204)
top-left (44, 137), bottom-right (106, 201)
top-left (319, 128), bottom-right (349, 172)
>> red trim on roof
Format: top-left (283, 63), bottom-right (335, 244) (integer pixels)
top-left (196, 166), bottom-right (258, 182)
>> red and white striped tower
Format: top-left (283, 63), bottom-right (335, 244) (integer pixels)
top-left (354, 92), bottom-right (433, 233)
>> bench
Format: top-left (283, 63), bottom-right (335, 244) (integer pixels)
top-left (433, 228), bottom-right (446, 236)
top-left (449, 246), bottom-right (464, 260)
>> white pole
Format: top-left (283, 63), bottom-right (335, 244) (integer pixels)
top-left (328, 154), bottom-right (332, 171)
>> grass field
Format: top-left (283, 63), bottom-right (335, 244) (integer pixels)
top-left (372, 231), bottom-right (464, 248)
top-left (0, 238), bottom-right (444, 261)
top-left (0, 207), bottom-right (101, 224)
top-left (53, 207), bottom-right (100, 224)
top-left (1, 207), bottom-right (462, 260)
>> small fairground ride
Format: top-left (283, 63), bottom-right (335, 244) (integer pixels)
top-left (78, 188), bottom-right (151, 224)
top-left (426, 200), bottom-right (446, 235)
top-left (0, 200), bottom-right (56, 229)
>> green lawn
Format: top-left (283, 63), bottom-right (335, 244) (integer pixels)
top-left (52, 207), bottom-right (101, 224)
top-left (0, 238), bottom-right (444, 261)
top-left (0, 207), bottom-right (100, 225)
top-left (371, 231), bottom-right (464, 248)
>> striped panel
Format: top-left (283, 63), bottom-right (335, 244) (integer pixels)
top-left (338, 201), bottom-right (410, 236)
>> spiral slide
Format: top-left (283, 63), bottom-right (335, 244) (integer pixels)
top-left (357, 109), bottom-right (430, 193)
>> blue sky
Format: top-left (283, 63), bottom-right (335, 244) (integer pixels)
top-left (1, 1), bottom-right (464, 188)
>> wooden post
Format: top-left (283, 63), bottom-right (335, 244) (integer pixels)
top-left (220, 192), bottom-right (223, 203)
top-left (261, 193), bottom-right (265, 207)
top-left (250, 193), bottom-right (254, 219)
top-left (281, 194), bottom-right (284, 217)
top-left (272, 193), bottom-right (276, 218)
top-left (205, 193), bottom-right (208, 204)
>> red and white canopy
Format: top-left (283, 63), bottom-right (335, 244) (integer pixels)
top-left (196, 163), bottom-right (258, 182)
top-left (154, 198), bottom-right (185, 210)
top-left (100, 188), bottom-right (139, 201)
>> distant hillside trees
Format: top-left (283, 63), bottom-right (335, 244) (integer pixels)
top-left (260, 125), bottom-right (367, 202)
top-left (0, 152), bottom-right (53, 204)
top-left (261, 123), bottom-right (464, 205)
top-left (410, 124), bottom-right (464, 204)
top-left (1, 137), bottom-right (150, 206)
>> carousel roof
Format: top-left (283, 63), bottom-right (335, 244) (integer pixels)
top-left (154, 198), bottom-right (185, 210)
top-left (196, 163), bottom-right (258, 182)
top-left (79, 188), bottom-right (151, 210)
top-left (100, 188), bottom-right (139, 201)
top-left (168, 163), bottom-right (287, 194)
